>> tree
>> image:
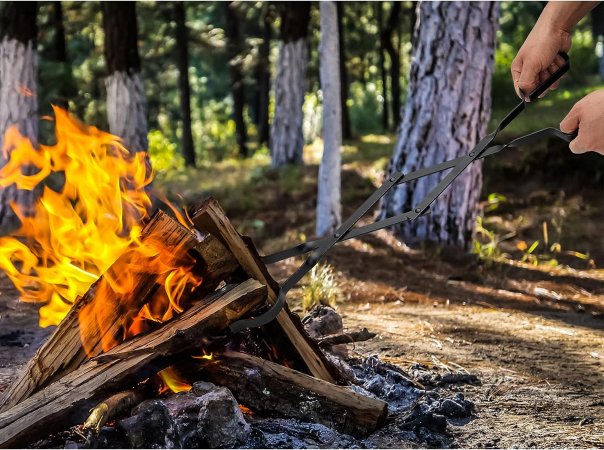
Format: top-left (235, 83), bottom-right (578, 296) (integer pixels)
top-left (102, 2), bottom-right (148, 153)
top-left (0, 2), bottom-right (39, 232)
top-left (270, 2), bottom-right (311, 168)
top-left (376, 2), bottom-right (390, 131)
top-left (379, 2), bottom-right (499, 248)
top-left (316, 1), bottom-right (342, 236)
top-left (380, 2), bottom-right (401, 130)
top-left (337, 2), bottom-right (351, 140)
top-left (174, 2), bottom-right (196, 167)
top-left (225, 2), bottom-right (248, 158)
top-left (254, 3), bottom-right (272, 146)
top-left (51, 1), bottom-right (71, 109)
top-left (592, 3), bottom-right (604, 80)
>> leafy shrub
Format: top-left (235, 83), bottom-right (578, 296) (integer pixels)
top-left (302, 264), bottom-right (341, 312)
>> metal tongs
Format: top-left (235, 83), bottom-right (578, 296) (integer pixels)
top-left (230, 52), bottom-right (577, 333)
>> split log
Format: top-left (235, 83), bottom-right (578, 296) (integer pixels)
top-left (0, 210), bottom-right (239, 412)
top-left (191, 197), bottom-right (342, 383)
top-left (197, 351), bottom-right (388, 437)
top-left (0, 279), bottom-right (267, 448)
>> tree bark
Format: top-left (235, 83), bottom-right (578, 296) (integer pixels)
top-left (381, 1), bottom-right (402, 129)
top-left (379, 1), bottom-right (499, 248)
top-left (52, 1), bottom-right (71, 109)
top-left (270, 2), bottom-right (311, 168)
top-left (592, 3), bottom-right (604, 80)
top-left (174, 2), bottom-right (196, 167)
top-left (0, 2), bottom-right (39, 233)
top-left (337, 2), bottom-right (351, 140)
top-left (225, 2), bottom-right (249, 158)
top-left (376, 2), bottom-right (389, 131)
top-left (102, 2), bottom-right (148, 153)
top-left (255, 3), bottom-right (272, 146)
top-left (316, 1), bottom-right (342, 236)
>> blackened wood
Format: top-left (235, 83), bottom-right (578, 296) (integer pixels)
top-left (198, 351), bottom-right (388, 437)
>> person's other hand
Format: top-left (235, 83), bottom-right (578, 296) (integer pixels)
top-left (560, 90), bottom-right (604, 155)
top-left (511, 20), bottom-right (571, 100)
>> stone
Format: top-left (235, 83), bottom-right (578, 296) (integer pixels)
top-left (118, 400), bottom-right (177, 449)
top-left (192, 380), bottom-right (218, 396)
top-left (197, 387), bottom-right (250, 448)
top-left (302, 305), bottom-right (343, 339)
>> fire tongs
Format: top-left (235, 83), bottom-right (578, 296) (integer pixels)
top-left (230, 52), bottom-right (577, 333)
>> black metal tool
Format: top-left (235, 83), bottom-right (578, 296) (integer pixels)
top-left (229, 52), bottom-right (577, 333)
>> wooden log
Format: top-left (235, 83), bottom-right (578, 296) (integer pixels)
top-left (0, 279), bottom-right (267, 448)
top-left (191, 197), bottom-right (342, 383)
top-left (82, 386), bottom-right (148, 434)
top-left (197, 351), bottom-right (388, 437)
top-left (0, 210), bottom-right (239, 412)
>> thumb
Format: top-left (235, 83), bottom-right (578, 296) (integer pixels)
top-left (517, 60), bottom-right (542, 99)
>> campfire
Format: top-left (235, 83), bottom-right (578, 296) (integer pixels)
top-left (0, 109), bottom-right (394, 448)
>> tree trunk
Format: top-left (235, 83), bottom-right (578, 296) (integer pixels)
top-left (592, 3), bottom-right (604, 80)
top-left (376, 2), bottom-right (389, 131)
top-left (381, 2), bottom-right (402, 129)
top-left (316, 1), bottom-right (342, 236)
top-left (102, 2), bottom-right (148, 153)
top-left (225, 2), bottom-right (249, 158)
top-left (255, 3), bottom-right (272, 146)
top-left (379, 1), bottom-right (499, 248)
top-left (52, 1), bottom-right (71, 109)
top-left (270, 2), bottom-right (311, 168)
top-left (337, 2), bottom-right (351, 140)
top-left (174, 2), bottom-right (196, 167)
top-left (0, 2), bottom-right (39, 233)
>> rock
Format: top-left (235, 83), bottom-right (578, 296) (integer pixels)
top-left (197, 387), bottom-right (250, 448)
top-left (163, 392), bottom-right (208, 448)
top-left (426, 393), bottom-right (474, 418)
top-left (302, 305), bottom-right (343, 339)
top-left (192, 380), bottom-right (218, 396)
top-left (118, 400), bottom-right (177, 449)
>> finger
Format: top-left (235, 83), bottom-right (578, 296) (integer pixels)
top-left (511, 56), bottom-right (523, 99)
top-left (517, 60), bottom-right (542, 101)
top-left (538, 70), bottom-right (550, 98)
top-left (568, 135), bottom-right (588, 154)
top-left (553, 53), bottom-right (566, 68)
top-left (560, 104), bottom-right (580, 134)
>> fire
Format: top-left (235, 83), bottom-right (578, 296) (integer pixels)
top-left (157, 366), bottom-right (192, 394)
top-left (0, 107), bottom-right (200, 351)
top-left (192, 351), bottom-right (214, 361)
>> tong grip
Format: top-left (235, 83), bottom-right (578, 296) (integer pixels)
top-left (526, 51), bottom-right (570, 102)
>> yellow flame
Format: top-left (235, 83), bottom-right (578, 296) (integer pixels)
top-left (158, 366), bottom-right (192, 394)
top-left (0, 108), bottom-right (200, 347)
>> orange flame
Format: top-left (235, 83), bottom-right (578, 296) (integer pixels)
top-left (0, 107), bottom-right (198, 347)
top-left (157, 366), bottom-right (192, 394)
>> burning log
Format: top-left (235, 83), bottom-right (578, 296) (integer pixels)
top-left (82, 386), bottom-right (149, 434)
top-left (191, 197), bottom-right (342, 383)
top-left (195, 351), bottom-right (388, 437)
top-left (0, 279), bottom-right (268, 448)
top-left (0, 210), bottom-right (239, 412)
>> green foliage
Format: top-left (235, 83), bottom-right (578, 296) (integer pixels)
top-left (302, 264), bottom-right (341, 312)
top-left (472, 216), bottom-right (513, 263)
top-left (148, 130), bottom-right (184, 172)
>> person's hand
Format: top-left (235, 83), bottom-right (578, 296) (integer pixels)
top-left (511, 19), bottom-right (571, 100)
top-left (560, 90), bottom-right (604, 155)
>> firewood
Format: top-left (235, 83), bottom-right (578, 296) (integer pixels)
top-left (191, 197), bottom-right (342, 383)
top-left (195, 351), bottom-right (388, 437)
top-left (0, 210), bottom-right (239, 412)
top-left (318, 328), bottom-right (377, 348)
top-left (0, 279), bottom-right (267, 448)
top-left (82, 386), bottom-right (148, 434)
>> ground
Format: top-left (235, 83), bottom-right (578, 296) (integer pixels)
top-left (1, 90), bottom-right (603, 447)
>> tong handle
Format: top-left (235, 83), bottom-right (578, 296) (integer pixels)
top-left (527, 51), bottom-right (570, 101)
